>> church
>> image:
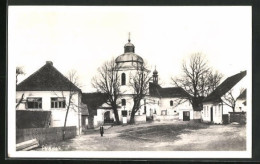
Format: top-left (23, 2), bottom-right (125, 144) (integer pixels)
top-left (91, 35), bottom-right (195, 127)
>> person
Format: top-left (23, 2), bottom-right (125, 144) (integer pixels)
top-left (100, 125), bottom-right (104, 137)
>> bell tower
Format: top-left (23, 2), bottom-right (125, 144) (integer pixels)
top-left (124, 32), bottom-right (135, 53)
top-left (153, 66), bottom-right (158, 84)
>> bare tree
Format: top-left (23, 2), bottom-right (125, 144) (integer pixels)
top-left (172, 53), bottom-right (223, 110)
top-left (92, 59), bottom-right (121, 124)
top-left (16, 66), bottom-right (25, 85)
top-left (63, 70), bottom-right (82, 140)
top-left (222, 88), bottom-right (245, 112)
top-left (53, 70), bottom-right (82, 140)
top-left (129, 63), bottom-right (152, 124)
top-left (16, 66), bottom-right (26, 109)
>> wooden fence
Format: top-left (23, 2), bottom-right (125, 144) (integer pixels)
top-left (229, 112), bottom-right (246, 124)
top-left (16, 126), bottom-right (76, 145)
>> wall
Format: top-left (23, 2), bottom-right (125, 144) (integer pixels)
top-left (178, 109), bottom-right (193, 120)
top-left (202, 102), bottom-right (224, 124)
top-left (229, 112), bottom-right (246, 124)
top-left (212, 104), bottom-right (223, 124)
top-left (16, 110), bottom-right (51, 129)
top-left (235, 99), bottom-right (246, 112)
top-left (16, 126), bottom-right (76, 145)
top-left (153, 114), bottom-right (179, 122)
top-left (134, 115), bottom-right (146, 123)
top-left (16, 91), bottom-right (81, 135)
top-left (158, 98), bottom-right (192, 116)
top-left (202, 103), bottom-right (212, 122)
top-left (193, 111), bottom-right (202, 120)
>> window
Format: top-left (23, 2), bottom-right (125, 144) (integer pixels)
top-left (158, 101), bottom-right (160, 105)
top-left (121, 99), bottom-right (126, 106)
top-left (51, 97), bottom-right (66, 108)
top-left (122, 110), bottom-right (127, 117)
top-left (121, 73), bottom-right (126, 85)
top-left (27, 98), bottom-right (42, 109)
top-left (170, 100), bottom-right (173, 106)
top-left (138, 110), bottom-right (140, 115)
top-left (144, 106), bottom-right (146, 114)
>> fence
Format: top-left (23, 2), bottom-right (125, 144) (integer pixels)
top-left (229, 112), bottom-right (246, 124)
top-left (16, 126), bottom-right (76, 145)
top-left (16, 110), bottom-right (51, 129)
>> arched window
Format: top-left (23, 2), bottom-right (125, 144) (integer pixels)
top-left (122, 99), bottom-right (126, 106)
top-left (170, 100), bottom-right (173, 106)
top-left (121, 73), bottom-right (126, 85)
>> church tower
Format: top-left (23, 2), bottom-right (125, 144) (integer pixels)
top-left (153, 66), bottom-right (158, 84)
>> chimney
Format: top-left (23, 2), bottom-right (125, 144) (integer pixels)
top-left (46, 61), bottom-right (53, 66)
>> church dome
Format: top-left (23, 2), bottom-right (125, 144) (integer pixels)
top-left (115, 35), bottom-right (144, 64)
top-left (115, 53), bottom-right (144, 63)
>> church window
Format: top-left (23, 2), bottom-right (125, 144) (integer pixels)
top-left (121, 99), bottom-right (126, 106)
top-left (121, 73), bottom-right (126, 85)
top-left (170, 100), bottom-right (173, 106)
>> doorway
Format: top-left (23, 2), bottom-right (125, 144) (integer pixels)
top-left (183, 111), bottom-right (190, 121)
top-left (104, 111), bottom-right (111, 123)
top-left (210, 107), bottom-right (213, 122)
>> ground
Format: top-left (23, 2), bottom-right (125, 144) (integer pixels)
top-left (37, 121), bottom-right (246, 151)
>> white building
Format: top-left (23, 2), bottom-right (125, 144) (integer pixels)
top-left (235, 89), bottom-right (246, 112)
top-left (202, 71), bottom-right (247, 124)
top-left (16, 61), bottom-right (85, 135)
top-left (94, 37), bottom-right (194, 126)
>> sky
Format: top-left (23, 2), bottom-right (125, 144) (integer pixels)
top-left (9, 6), bottom-right (252, 92)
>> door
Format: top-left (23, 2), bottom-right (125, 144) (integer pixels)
top-left (183, 111), bottom-right (190, 121)
top-left (210, 107), bottom-right (213, 122)
top-left (104, 111), bottom-right (110, 123)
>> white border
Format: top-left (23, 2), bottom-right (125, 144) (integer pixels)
top-left (7, 6), bottom-right (252, 159)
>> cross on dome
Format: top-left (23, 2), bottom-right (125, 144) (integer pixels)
top-left (128, 32), bottom-right (131, 43)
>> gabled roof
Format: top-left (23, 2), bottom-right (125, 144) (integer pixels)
top-left (82, 92), bottom-right (108, 109)
top-left (149, 82), bottom-right (191, 98)
top-left (16, 61), bottom-right (81, 92)
top-left (237, 89), bottom-right (246, 100)
top-left (203, 71), bottom-right (247, 103)
top-left (81, 103), bottom-right (89, 116)
top-left (149, 82), bottom-right (162, 97)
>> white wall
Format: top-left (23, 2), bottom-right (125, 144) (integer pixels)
top-left (158, 98), bottom-right (192, 116)
top-left (235, 99), bottom-right (246, 112)
top-left (202, 102), bottom-right (224, 124)
top-left (202, 103), bottom-right (212, 122)
top-left (16, 91), bottom-right (82, 135)
top-left (178, 109), bottom-right (193, 120)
